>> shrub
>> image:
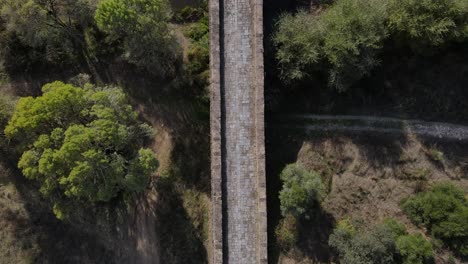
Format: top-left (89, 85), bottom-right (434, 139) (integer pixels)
top-left (273, 11), bottom-right (324, 83)
top-left (396, 234), bottom-right (434, 264)
top-left (329, 219), bottom-right (398, 264)
top-left (186, 15), bottom-right (209, 78)
top-left (0, 92), bottom-right (15, 130)
top-left (0, 92), bottom-right (15, 154)
top-left (274, 0), bottom-right (387, 91)
top-left (329, 218), bottom-right (433, 264)
top-left (388, 0), bottom-right (468, 48)
top-left (279, 163), bottom-right (326, 219)
top-left (0, 0), bottom-right (97, 67)
top-left (275, 213), bottom-right (299, 251)
top-left (95, 0), bottom-right (181, 77)
top-left (383, 218), bottom-right (408, 237)
top-left (4, 81), bottom-right (158, 219)
top-left (401, 183), bottom-right (467, 257)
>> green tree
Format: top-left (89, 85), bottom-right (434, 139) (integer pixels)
top-left (279, 163), bottom-right (325, 219)
top-left (274, 0), bottom-right (387, 91)
top-left (95, 0), bottom-right (181, 76)
top-left (396, 234), bottom-right (434, 264)
top-left (388, 0), bottom-right (468, 49)
top-left (401, 183), bottom-right (468, 257)
top-left (5, 81), bottom-right (158, 219)
top-left (275, 213), bottom-right (299, 251)
top-left (329, 220), bottom-right (398, 264)
top-left (0, 0), bottom-right (97, 65)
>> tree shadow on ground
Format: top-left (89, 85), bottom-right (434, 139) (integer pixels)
top-left (0, 155), bottom-right (115, 263)
top-left (297, 208), bottom-right (336, 263)
top-left (154, 176), bottom-right (208, 263)
top-left (103, 62), bottom-right (210, 263)
top-left (105, 61), bottom-right (211, 193)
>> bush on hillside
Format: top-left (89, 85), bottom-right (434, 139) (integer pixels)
top-left (329, 219), bottom-right (399, 264)
top-left (0, 92), bottom-right (15, 152)
top-left (0, 0), bottom-right (97, 67)
top-left (274, 0), bottom-right (387, 91)
top-left (95, 0), bottom-right (181, 77)
top-left (388, 0), bottom-right (468, 49)
top-left (396, 234), bottom-right (434, 264)
top-left (186, 15), bottom-right (209, 84)
top-left (279, 163), bottom-right (325, 219)
top-left (275, 213), bottom-right (299, 251)
top-left (401, 183), bottom-right (468, 257)
top-left (0, 93), bottom-right (14, 130)
top-left (329, 218), bottom-right (434, 264)
top-left (4, 81), bottom-right (158, 219)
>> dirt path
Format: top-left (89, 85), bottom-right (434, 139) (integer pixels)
top-left (273, 114), bottom-right (468, 141)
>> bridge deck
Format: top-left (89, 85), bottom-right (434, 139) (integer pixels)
top-left (210, 0), bottom-right (267, 263)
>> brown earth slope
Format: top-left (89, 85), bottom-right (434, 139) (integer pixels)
top-left (268, 128), bottom-right (468, 264)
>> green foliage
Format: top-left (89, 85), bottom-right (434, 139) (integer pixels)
top-left (4, 81), bottom-right (158, 219)
top-left (95, 0), bottom-right (181, 76)
top-left (0, 0), bottom-right (96, 65)
top-left (388, 0), bottom-right (468, 48)
top-left (401, 183), bottom-right (468, 257)
top-left (0, 92), bottom-right (14, 130)
top-left (186, 14), bottom-right (209, 88)
top-left (274, 0), bottom-right (468, 90)
top-left (273, 11), bottom-right (323, 83)
top-left (174, 4), bottom-right (206, 23)
top-left (279, 163), bottom-right (325, 219)
top-left (275, 213), bottom-right (299, 251)
top-left (0, 92), bottom-right (15, 153)
top-left (274, 0), bottom-right (387, 91)
top-left (396, 234), bottom-right (434, 264)
top-left (329, 218), bottom-right (434, 264)
top-left (329, 219), bottom-right (398, 264)
top-left (383, 218), bottom-right (408, 237)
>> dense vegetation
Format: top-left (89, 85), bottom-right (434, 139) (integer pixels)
top-left (275, 163), bottom-right (326, 251)
top-left (0, 0), bottom-right (211, 261)
top-left (329, 219), bottom-right (433, 264)
top-left (95, 0), bottom-right (180, 76)
top-left (401, 183), bottom-right (468, 258)
top-left (274, 0), bottom-right (468, 91)
top-left (4, 81), bottom-right (158, 219)
top-left (0, 0), bottom-right (467, 262)
top-left (279, 163), bottom-right (325, 219)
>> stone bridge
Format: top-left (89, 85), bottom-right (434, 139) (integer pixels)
top-left (209, 0), bottom-right (267, 263)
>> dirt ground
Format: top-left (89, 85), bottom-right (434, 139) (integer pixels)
top-left (267, 129), bottom-right (468, 264)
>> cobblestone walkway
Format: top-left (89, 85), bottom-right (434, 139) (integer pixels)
top-left (222, 0), bottom-right (257, 263)
top-left (210, 0), bottom-right (267, 262)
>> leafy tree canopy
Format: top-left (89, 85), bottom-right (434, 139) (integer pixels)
top-left (329, 218), bottom-right (434, 264)
top-left (4, 81), bottom-right (158, 218)
top-left (329, 219), bottom-right (399, 264)
top-left (0, 0), bottom-right (97, 64)
top-left (274, 0), bottom-right (468, 91)
top-left (279, 163), bottom-right (325, 219)
top-left (95, 0), bottom-right (180, 76)
top-left (388, 0), bottom-right (468, 48)
top-left (396, 234), bottom-right (434, 264)
top-left (274, 0), bottom-right (387, 91)
top-left (401, 183), bottom-right (468, 257)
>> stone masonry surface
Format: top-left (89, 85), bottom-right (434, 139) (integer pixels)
top-left (209, 0), bottom-right (267, 263)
